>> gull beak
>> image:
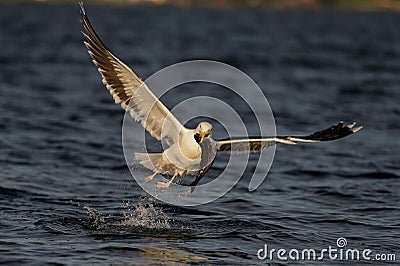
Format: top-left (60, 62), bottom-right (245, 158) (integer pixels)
top-left (200, 131), bottom-right (206, 141)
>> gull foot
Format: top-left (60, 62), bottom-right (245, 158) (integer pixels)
top-left (145, 172), bottom-right (157, 183)
top-left (157, 181), bottom-right (172, 188)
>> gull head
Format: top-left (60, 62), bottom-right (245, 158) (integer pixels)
top-left (194, 122), bottom-right (213, 143)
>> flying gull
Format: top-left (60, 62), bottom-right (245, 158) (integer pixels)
top-left (79, 3), bottom-right (363, 189)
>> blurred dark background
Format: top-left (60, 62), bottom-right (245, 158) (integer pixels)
top-left (3, 0), bottom-right (400, 11)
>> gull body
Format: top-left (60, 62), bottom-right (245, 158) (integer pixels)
top-left (136, 122), bottom-right (214, 187)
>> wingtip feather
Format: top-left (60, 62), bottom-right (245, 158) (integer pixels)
top-left (79, 2), bottom-right (86, 17)
top-left (352, 125), bottom-right (363, 133)
top-left (346, 122), bottom-right (363, 133)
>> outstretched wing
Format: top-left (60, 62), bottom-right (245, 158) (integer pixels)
top-left (216, 122), bottom-right (363, 155)
top-left (80, 3), bottom-right (184, 146)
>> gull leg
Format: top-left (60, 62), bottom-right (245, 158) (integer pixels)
top-left (157, 173), bottom-right (178, 188)
top-left (145, 171), bottom-right (158, 183)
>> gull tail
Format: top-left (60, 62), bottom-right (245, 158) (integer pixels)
top-left (134, 152), bottom-right (163, 171)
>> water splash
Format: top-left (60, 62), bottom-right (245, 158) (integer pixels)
top-left (83, 205), bottom-right (107, 230)
top-left (119, 198), bottom-right (171, 230)
top-left (81, 197), bottom-right (171, 231)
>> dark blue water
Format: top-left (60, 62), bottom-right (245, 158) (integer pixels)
top-left (1, 3), bottom-right (399, 264)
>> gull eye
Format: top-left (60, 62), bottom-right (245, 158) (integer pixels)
top-left (194, 133), bottom-right (201, 143)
